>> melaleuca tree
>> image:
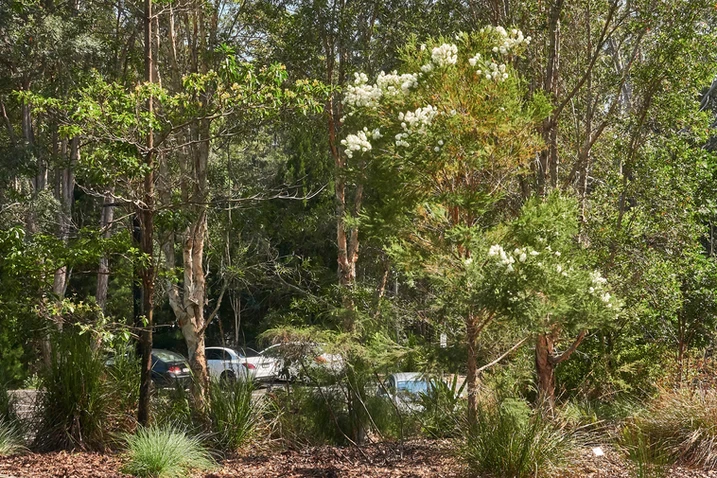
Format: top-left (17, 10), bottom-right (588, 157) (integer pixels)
top-left (341, 28), bottom-right (549, 422)
top-left (477, 194), bottom-right (618, 409)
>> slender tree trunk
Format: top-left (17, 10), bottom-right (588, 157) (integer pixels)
top-left (96, 192), bottom-right (115, 311)
top-left (137, 0), bottom-right (155, 426)
top-left (466, 311), bottom-right (480, 426)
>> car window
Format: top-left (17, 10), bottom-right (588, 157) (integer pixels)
top-left (244, 348), bottom-right (260, 357)
top-left (205, 349), bottom-right (223, 361)
top-left (222, 350), bottom-right (231, 361)
top-left (397, 379), bottom-right (429, 395)
top-left (152, 350), bottom-right (186, 363)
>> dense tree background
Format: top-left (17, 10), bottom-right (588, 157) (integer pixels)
top-left (1, 0), bottom-right (717, 422)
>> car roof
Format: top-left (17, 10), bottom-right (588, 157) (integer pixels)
top-left (390, 372), bottom-right (425, 382)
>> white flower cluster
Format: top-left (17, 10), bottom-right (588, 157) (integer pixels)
top-left (344, 70), bottom-right (419, 110)
top-left (483, 26), bottom-right (531, 55)
top-left (488, 244), bottom-right (516, 272)
top-left (431, 43), bottom-right (458, 67)
top-left (394, 105), bottom-right (438, 148)
top-left (468, 53), bottom-right (482, 66)
top-left (376, 71), bottom-right (419, 97)
top-left (400, 105), bottom-right (438, 132)
top-left (476, 61), bottom-right (508, 82)
top-left (341, 127), bottom-right (382, 158)
top-left (344, 73), bottom-right (383, 109)
top-left (588, 270), bottom-right (612, 306)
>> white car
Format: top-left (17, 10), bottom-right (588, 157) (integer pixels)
top-left (205, 347), bottom-right (253, 383)
top-left (238, 347), bottom-right (279, 381)
top-left (259, 342), bottom-right (344, 381)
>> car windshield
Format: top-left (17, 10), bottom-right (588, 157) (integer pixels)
top-left (397, 379), bottom-right (429, 395)
top-left (153, 350), bottom-right (186, 363)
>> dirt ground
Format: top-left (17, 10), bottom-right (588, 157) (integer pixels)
top-left (2, 440), bottom-right (717, 477)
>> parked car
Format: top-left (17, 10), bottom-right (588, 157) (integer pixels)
top-left (205, 346), bottom-right (254, 383)
top-left (382, 372), bottom-right (430, 412)
top-left (106, 348), bottom-right (192, 389)
top-left (260, 342), bottom-right (343, 382)
top-left (238, 347), bottom-right (279, 382)
top-left (150, 349), bottom-right (192, 388)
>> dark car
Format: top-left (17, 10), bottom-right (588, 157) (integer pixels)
top-left (151, 349), bottom-right (192, 388)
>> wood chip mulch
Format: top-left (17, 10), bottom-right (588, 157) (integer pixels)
top-left (3, 441), bottom-right (717, 477)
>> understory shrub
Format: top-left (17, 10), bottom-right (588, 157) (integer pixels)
top-left (0, 420), bottom-right (23, 456)
top-left (462, 397), bottom-right (570, 478)
top-left (208, 378), bottom-right (257, 451)
top-left (106, 347), bottom-right (141, 433)
top-left (34, 330), bottom-right (110, 451)
top-left (266, 385), bottom-right (350, 446)
top-left (417, 375), bottom-right (466, 438)
top-left (121, 424), bottom-right (215, 478)
top-left (0, 382), bottom-right (17, 424)
top-left (620, 423), bottom-right (669, 478)
top-left (626, 388), bottom-right (717, 469)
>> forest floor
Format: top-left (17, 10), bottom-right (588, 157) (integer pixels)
top-left (2, 440), bottom-right (717, 477)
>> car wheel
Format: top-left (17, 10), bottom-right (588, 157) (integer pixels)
top-left (220, 370), bottom-right (236, 386)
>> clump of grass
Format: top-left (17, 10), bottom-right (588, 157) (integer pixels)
top-left (121, 424), bottom-right (215, 478)
top-left (0, 420), bottom-right (24, 456)
top-left (627, 388), bottom-right (717, 469)
top-left (462, 397), bottom-right (570, 478)
top-left (208, 377), bottom-right (257, 451)
top-left (34, 330), bottom-right (110, 451)
top-left (620, 423), bottom-right (669, 478)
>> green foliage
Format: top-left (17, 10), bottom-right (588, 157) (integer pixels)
top-left (0, 382), bottom-right (16, 425)
top-left (34, 329), bottom-right (110, 451)
top-left (152, 384), bottom-right (194, 431)
top-left (0, 420), bottom-right (24, 457)
top-left (462, 397), bottom-right (570, 478)
top-left (207, 378), bottom-right (257, 451)
top-left (620, 424), bottom-right (670, 478)
top-left (266, 386), bottom-right (350, 447)
top-left (121, 424), bottom-right (215, 478)
top-left (417, 375), bottom-right (466, 438)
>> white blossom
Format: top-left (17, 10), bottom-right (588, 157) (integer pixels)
top-left (399, 105), bottom-right (438, 134)
top-left (340, 131), bottom-right (372, 158)
top-left (431, 43), bottom-right (458, 67)
top-left (421, 63), bottom-right (434, 73)
top-left (519, 252), bottom-right (527, 262)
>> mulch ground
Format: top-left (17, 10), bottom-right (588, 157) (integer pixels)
top-left (2, 440), bottom-right (717, 477)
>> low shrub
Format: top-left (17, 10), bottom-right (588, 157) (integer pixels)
top-left (417, 375), bottom-right (466, 438)
top-left (0, 420), bottom-right (23, 456)
top-left (266, 385), bottom-right (350, 447)
top-left (208, 378), bottom-right (257, 451)
top-left (121, 424), bottom-right (215, 478)
top-left (0, 382), bottom-right (17, 424)
top-left (462, 397), bottom-right (570, 478)
top-left (627, 388), bottom-right (717, 469)
top-left (152, 383), bottom-right (194, 430)
top-left (34, 330), bottom-right (110, 451)
top-left (620, 423), bottom-right (669, 478)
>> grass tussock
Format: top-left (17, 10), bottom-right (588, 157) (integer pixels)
top-left (628, 388), bottom-right (717, 469)
top-left (462, 397), bottom-right (570, 478)
top-left (208, 377), bottom-right (258, 451)
top-left (35, 331), bottom-right (110, 451)
top-left (121, 424), bottom-right (215, 478)
top-left (0, 420), bottom-right (24, 456)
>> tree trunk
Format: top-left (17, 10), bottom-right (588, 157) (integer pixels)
top-left (466, 312), bottom-right (479, 426)
top-left (137, 0), bottom-right (155, 426)
top-left (95, 192), bottom-right (114, 311)
top-left (535, 333), bottom-right (556, 409)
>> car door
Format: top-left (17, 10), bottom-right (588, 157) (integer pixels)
top-left (205, 348), bottom-right (224, 379)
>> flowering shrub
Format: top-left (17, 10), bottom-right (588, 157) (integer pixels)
top-left (339, 28), bottom-right (544, 176)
